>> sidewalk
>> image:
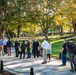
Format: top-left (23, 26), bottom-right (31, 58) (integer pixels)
top-left (0, 53), bottom-right (76, 75)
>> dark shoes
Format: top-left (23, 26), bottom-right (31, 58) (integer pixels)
top-left (60, 64), bottom-right (66, 66)
top-left (69, 70), bottom-right (74, 72)
top-left (69, 69), bottom-right (76, 72)
top-left (74, 69), bottom-right (76, 71)
top-left (26, 57), bottom-right (31, 58)
top-left (41, 62), bottom-right (47, 64)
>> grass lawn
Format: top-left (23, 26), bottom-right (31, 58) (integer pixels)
top-left (51, 38), bottom-right (76, 58)
top-left (51, 39), bottom-right (63, 57)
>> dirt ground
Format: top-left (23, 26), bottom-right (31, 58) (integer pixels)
top-left (0, 71), bottom-right (16, 75)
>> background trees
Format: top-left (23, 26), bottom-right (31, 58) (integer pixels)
top-left (0, 0), bottom-right (75, 39)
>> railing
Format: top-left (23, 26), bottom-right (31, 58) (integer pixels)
top-left (0, 60), bottom-right (35, 75)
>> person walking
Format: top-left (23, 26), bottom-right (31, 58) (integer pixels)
top-left (47, 42), bottom-right (52, 62)
top-left (20, 40), bottom-right (26, 59)
top-left (3, 36), bottom-right (8, 54)
top-left (26, 38), bottom-right (31, 58)
top-left (0, 37), bottom-right (3, 56)
top-left (32, 38), bottom-right (40, 59)
top-left (15, 39), bottom-right (20, 57)
top-left (67, 39), bottom-right (76, 72)
top-left (60, 39), bottom-right (67, 66)
top-left (41, 38), bottom-right (49, 64)
top-left (7, 38), bottom-right (12, 56)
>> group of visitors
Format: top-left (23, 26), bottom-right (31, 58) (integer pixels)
top-left (61, 39), bottom-right (76, 72)
top-left (14, 37), bottom-right (52, 62)
top-left (0, 36), bottom-right (12, 56)
top-left (14, 37), bottom-right (31, 59)
top-left (0, 35), bottom-right (52, 62)
top-left (1, 35), bottom-right (76, 73)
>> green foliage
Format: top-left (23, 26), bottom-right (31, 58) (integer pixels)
top-left (0, 0), bottom-right (75, 38)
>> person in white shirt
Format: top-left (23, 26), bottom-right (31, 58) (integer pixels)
top-left (41, 38), bottom-right (49, 64)
top-left (3, 36), bottom-right (8, 54)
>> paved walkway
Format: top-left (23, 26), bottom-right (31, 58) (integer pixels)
top-left (0, 53), bottom-right (76, 75)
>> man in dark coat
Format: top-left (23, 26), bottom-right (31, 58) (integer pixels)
top-left (32, 38), bottom-right (40, 59)
top-left (67, 39), bottom-right (76, 72)
top-left (7, 38), bottom-right (12, 56)
top-left (15, 39), bottom-right (20, 57)
top-left (26, 38), bottom-right (31, 58)
top-left (60, 39), bottom-right (67, 66)
top-left (20, 40), bottom-right (26, 59)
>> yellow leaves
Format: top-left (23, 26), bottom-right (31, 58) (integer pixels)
top-left (21, 23), bottom-right (40, 34)
top-left (54, 15), bottom-right (69, 26)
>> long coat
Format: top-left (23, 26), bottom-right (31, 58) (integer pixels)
top-left (32, 41), bottom-right (39, 53)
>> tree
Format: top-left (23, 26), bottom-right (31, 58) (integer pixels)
top-left (24, 0), bottom-right (62, 40)
top-left (0, 0), bottom-right (12, 38)
top-left (54, 0), bottom-right (76, 35)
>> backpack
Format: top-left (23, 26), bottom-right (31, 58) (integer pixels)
top-left (66, 42), bottom-right (76, 55)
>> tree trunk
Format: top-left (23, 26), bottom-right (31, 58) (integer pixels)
top-left (17, 24), bottom-right (20, 38)
top-left (60, 26), bottom-right (63, 35)
top-left (70, 27), bottom-right (72, 33)
top-left (73, 22), bottom-right (76, 35)
top-left (0, 23), bottom-right (5, 39)
top-left (0, 28), bottom-right (4, 40)
top-left (45, 33), bottom-right (48, 41)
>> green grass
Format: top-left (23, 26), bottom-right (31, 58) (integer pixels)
top-left (51, 40), bottom-right (63, 57)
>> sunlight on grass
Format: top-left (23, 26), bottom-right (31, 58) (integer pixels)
top-left (51, 39), bottom-right (63, 44)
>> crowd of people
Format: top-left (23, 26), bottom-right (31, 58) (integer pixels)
top-left (0, 36), bottom-right (52, 63)
top-left (0, 35), bottom-right (76, 72)
top-left (0, 36), bottom-right (12, 56)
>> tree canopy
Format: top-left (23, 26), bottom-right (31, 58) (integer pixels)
top-left (0, 0), bottom-right (75, 39)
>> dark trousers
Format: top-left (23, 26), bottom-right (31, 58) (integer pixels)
top-left (69, 54), bottom-right (76, 70)
top-left (20, 51), bottom-right (25, 59)
top-left (27, 48), bottom-right (31, 58)
top-left (61, 53), bottom-right (66, 65)
top-left (4, 45), bottom-right (7, 54)
top-left (47, 54), bottom-right (50, 61)
top-left (34, 52), bottom-right (39, 58)
top-left (15, 47), bottom-right (19, 57)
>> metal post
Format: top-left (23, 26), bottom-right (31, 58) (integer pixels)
top-left (30, 67), bottom-right (34, 75)
top-left (0, 60), bottom-right (3, 71)
top-left (59, 52), bottom-right (61, 59)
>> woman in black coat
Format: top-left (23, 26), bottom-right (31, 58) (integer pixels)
top-left (15, 39), bottom-right (20, 57)
top-left (32, 38), bottom-right (40, 59)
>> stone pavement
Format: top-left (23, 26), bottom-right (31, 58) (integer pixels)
top-left (0, 53), bottom-right (76, 75)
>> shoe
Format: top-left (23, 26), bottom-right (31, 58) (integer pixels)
top-left (74, 69), bottom-right (76, 71)
top-left (41, 62), bottom-right (47, 64)
top-left (15, 56), bottom-right (18, 57)
top-left (36, 58), bottom-right (39, 60)
top-left (69, 70), bottom-right (74, 72)
top-left (26, 57), bottom-right (31, 58)
top-left (60, 64), bottom-right (66, 66)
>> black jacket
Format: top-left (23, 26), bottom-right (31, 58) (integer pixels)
top-left (15, 41), bottom-right (20, 48)
top-left (66, 42), bottom-right (76, 54)
top-left (21, 43), bottom-right (26, 51)
top-left (7, 40), bottom-right (12, 47)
